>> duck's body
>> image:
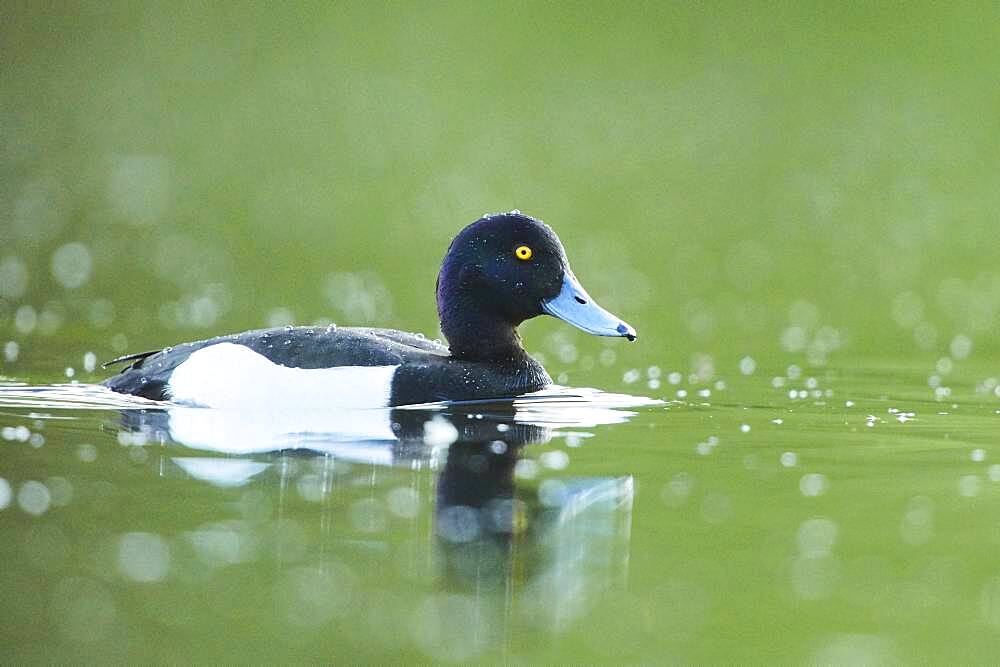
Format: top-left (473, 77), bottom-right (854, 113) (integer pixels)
top-left (103, 211), bottom-right (635, 408)
top-left (104, 325), bottom-right (549, 407)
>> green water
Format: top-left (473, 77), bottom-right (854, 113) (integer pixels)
top-left (3, 371), bottom-right (1000, 663)
top-left (4, 1), bottom-right (1000, 663)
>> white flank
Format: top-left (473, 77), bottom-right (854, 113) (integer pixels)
top-left (167, 342), bottom-right (398, 410)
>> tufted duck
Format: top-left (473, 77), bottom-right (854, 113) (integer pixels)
top-left (103, 211), bottom-right (636, 407)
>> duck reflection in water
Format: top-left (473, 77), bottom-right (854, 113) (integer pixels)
top-left (119, 390), bottom-right (649, 635)
top-left (433, 431), bottom-right (633, 610)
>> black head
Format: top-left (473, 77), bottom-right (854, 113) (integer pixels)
top-left (437, 211), bottom-right (636, 361)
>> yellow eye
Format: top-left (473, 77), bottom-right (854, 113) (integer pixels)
top-left (515, 245), bottom-right (533, 261)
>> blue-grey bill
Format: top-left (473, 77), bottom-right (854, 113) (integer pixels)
top-left (541, 272), bottom-right (637, 341)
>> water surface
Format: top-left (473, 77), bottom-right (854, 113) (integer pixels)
top-left (3, 362), bottom-right (1000, 663)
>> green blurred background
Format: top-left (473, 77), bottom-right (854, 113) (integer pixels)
top-left (3, 1), bottom-right (1000, 376)
top-left (6, 4), bottom-right (1000, 663)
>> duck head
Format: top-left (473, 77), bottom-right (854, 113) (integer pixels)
top-left (437, 211), bottom-right (637, 361)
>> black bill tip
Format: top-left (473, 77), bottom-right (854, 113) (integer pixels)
top-left (617, 323), bottom-right (637, 342)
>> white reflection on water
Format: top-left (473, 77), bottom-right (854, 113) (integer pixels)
top-left (171, 457), bottom-right (269, 488)
top-left (0, 382), bottom-right (658, 467)
top-left (0, 379), bottom-right (653, 484)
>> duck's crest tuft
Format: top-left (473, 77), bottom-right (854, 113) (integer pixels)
top-left (478, 209), bottom-right (540, 223)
